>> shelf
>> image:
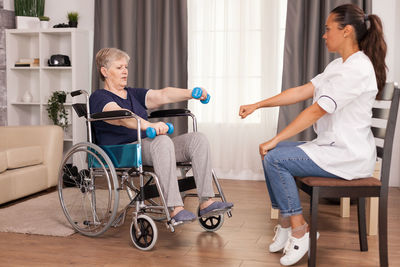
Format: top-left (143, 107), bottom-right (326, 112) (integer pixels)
top-left (6, 28), bottom-right (90, 149)
top-left (11, 102), bottom-right (41, 105)
top-left (7, 28), bottom-right (86, 34)
top-left (10, 67), bottom-right (40, 70)
top-left (8, 31), bottom-right (38, 36)
top-left (10, 67), bottom-right (72, 70)
top-left (43, 102), bottom-right (73, 106)
top-left (41, 67), bottom-right (72, 70)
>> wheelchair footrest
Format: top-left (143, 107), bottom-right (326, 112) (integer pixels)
top-left (143, 176), bottom-right (197, 200)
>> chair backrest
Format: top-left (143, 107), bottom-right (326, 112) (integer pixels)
top-left (371, 82), bottom-right (400, 193)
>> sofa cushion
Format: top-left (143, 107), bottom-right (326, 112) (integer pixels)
top-left (0, 165), bottom-right (48, 204)
top-left (0, 151), bottom-right (6, 173)
top-left (6, 146), bottom-right (43, 169)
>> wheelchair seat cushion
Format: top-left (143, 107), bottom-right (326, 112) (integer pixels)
top-left (90, 143), bottom-right (142, 168)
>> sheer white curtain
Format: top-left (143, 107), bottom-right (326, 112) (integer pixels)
top-left (188, 0), bottom-right (287, 180)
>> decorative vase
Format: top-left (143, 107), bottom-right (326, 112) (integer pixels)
top-left (15, 16), bottom-right (40, 29)
top-left (68, 21), bottom-right (78, 28)
top-left (40, 21), bottom-right (49, 29)
top-left (22, 91), bottom-right (33, 103)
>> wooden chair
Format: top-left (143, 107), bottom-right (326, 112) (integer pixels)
top-left (295, 82), bottom-right (399, 267)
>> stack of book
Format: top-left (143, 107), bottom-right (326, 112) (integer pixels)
top-left (14, 58), bottom-right (40, 67)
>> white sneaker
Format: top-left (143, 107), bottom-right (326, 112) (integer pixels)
top-left (269, 224), bottom-right (291, 253)
top-left (279, 232), bottom-right (320, 266)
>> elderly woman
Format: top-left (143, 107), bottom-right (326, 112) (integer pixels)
top-left (90, 47), bottom-right (233, 224)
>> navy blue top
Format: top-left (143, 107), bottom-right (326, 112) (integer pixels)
top-left (89, 87), bottom-right (149, 145)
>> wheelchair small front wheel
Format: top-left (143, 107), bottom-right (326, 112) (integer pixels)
top-left (197, 207), bottom-right (224, 232)
top-left (130, 214), bottom-right (158, 251)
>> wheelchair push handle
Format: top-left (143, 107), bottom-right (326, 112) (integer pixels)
top-left (192, 87), bottom-right (211, 104)
top-left (146, 122), bottom-right (174, 139)
top-left (70, 90), bottom-right (89, 97)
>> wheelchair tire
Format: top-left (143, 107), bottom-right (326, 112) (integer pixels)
top-left (58, 142), bottom-right (120, 237)
top-left (130, 214), bottom-right (158, 251)
top-left (197, 207), bottom-right (224, 232)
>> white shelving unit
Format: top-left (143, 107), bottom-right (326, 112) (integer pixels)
top-left (6, 28), bottom-right (90, 151)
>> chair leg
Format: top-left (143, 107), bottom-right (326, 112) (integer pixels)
top-left (271, 206), bottom-right (279, 219)
top-left (357, 198), bottom-right (368, 251)
top-left (340, 197), bottom-right (350, 217)
top-left (379, 197), bottom-right (389, 267)
top-left (366, 197), bottom-right (378, 235)
top-left (308, 188), bottom-right (319, 267)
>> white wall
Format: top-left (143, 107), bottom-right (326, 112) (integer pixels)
top-left (45, 0), bottom-right (94, 31)
top-left (43, 0), bottom-right (95, 79)
top-left (4, 0), bottom-right (94, 31)
top-left (373, 0), bottom-right (400, 187)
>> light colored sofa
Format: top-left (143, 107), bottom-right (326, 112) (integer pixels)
top-left (0, 125), bottom-right (63, 205)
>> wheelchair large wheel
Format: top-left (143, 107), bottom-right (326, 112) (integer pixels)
top-left (58, 142), bottom-right (120, 237)
top-left (197, 207), bottom-right (224, 232)
top-left (130, 214), bottom-right (158, 251)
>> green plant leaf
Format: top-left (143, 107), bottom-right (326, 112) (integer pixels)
top-left (47, 91), bottom-right (69, 130)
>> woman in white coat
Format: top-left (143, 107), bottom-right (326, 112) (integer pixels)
top-left (239, 4), bottom-right (387, 266)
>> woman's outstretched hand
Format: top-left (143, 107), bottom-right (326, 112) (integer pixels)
top-left (259, 138), bottom-right (278, 159)
top-left (239, 103), bottom-right (258, 119)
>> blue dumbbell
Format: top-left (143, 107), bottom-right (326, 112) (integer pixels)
top-left (192, 87), bottom-right (211, 104)
top-left (146, 122), bottom-right (174, 139)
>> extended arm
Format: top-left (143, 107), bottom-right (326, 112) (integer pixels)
top-left (145, 87), bottom-right (208, 109)
top-left (259, 102), bottom-right (327, 157)
top-left (239, 82), bottom-right (315, 119)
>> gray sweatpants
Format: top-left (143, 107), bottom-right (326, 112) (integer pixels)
top-left (140, 132), bottom-right (215, 207)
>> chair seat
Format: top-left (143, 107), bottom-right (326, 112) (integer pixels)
top-left (296, 176), bottom-right (381, 187)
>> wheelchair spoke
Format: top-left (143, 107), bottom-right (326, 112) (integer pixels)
top-left (138, 232), bottom-right (149, 247)
top-left (144, 223), bottom-right (152, 233)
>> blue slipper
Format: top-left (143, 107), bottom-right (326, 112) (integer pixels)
top-left (199, 201), bottom-right (234, 217)
top-left (171, 209), bottom-right (196, 225)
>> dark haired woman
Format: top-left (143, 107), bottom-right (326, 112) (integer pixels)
top-left (239, 4), bottom-right (386, 266)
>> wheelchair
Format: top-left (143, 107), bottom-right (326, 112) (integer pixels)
top-left (58, 90), bottom-right (232, 250)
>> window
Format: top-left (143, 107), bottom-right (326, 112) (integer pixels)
top-left (188, 0), bottom-right (287, 179)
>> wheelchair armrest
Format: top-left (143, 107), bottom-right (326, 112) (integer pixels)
top-left (91, 110), bottom-right (133, 120)
top-left (148, 109), bottom-right (192, 119)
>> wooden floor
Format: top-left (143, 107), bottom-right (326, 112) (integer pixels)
top-left (0, 179), bottom-right (399, 267)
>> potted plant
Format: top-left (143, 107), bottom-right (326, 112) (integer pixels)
top-left (46, 91), bottom-right (69, 130)
top-left (39, 16), bottom-right (50, 29)
top-left (14, 0), bottom-right (45, 29)
top-left (67, 12), bottom-right (79, 28)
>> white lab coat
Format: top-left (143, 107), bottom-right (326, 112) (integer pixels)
top-left (299, 51), bottom-right (378, 179)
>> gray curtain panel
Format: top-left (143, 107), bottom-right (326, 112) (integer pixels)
top-left (278, 0), bottom-right (372, 141)
top-left (93, 0), bottom-right (188, 135)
